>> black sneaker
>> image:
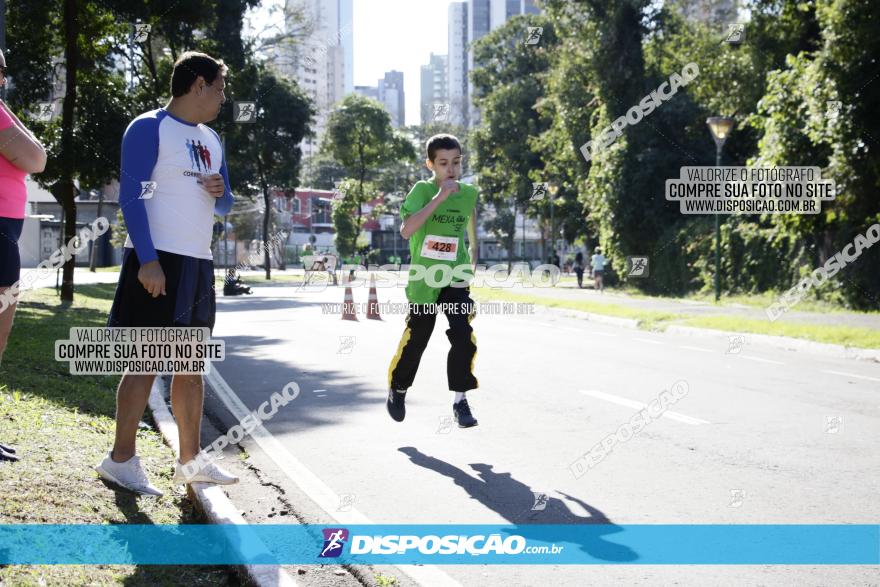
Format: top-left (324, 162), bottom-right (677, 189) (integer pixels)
top-left (453, 399), bottom-right (478, 428)
top-left (386, 389), bottom-right (406, 422)
top-left (0, 443), bottom-right (19, 462)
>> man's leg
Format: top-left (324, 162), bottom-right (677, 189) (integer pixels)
top-left (111, 374), bottom-right (157, 462)
top-left (170, 374), bottom-right (203, 464)
top-left (169, 372), bottom-right (239, 485)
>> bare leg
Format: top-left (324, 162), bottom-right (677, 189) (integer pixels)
top-left (171, 374), bottom-right (204, 464)
top-left (111, 374), bottom-right (156, 462)
top-left (0, 287), bottom-right (18, 365)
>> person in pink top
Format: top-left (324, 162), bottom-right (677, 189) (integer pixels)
top-left (0, 48), bottom-right (47, 462)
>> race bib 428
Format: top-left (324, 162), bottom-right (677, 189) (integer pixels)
top-left (421, 235), bottom-right (458, 261)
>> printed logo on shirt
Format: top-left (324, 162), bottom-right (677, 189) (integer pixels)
top-left (184, 138), bottom-right (213, 174)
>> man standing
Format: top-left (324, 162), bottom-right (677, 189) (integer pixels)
top-left (95, 52), bottom-right (237, 495)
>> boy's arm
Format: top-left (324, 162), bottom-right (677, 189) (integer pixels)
top-left (400, 179), bottom-right (458, 239)
top-left (467, 214), bottom-right (478, 265)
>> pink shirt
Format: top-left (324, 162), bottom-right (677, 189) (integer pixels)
top-left (0, 106), bottom-right (28, 219)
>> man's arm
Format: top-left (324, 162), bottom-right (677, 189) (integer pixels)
top-left (119, 116), bottom-right (164, 297)
top-left (208, 129), bottom-right (234, 215)
top-left (400, 179), bottom-right (457, 239)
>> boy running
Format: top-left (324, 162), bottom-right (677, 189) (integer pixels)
top-left (386, 134), bottom-right (479, 428)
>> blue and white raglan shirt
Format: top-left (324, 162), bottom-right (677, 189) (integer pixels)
top-left (119, 108), bottom-right (234, 263)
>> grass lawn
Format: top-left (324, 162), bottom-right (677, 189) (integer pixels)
top-left (0, 284), bottom-right (233, 586)
top-left (471, 286), bottom-right (686, 329)
top-left (472, 286), bottom-right (880, 349)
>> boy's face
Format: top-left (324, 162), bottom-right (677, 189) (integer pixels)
top-left (427, 148), bottom-right (462, 181)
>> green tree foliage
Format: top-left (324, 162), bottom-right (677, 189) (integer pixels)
top-left (470, 13), bottom-right (556, 264)
top-left (322, 95), bottom-right (416, 258)
top-left (473, 0), bottom-right (878, 307)
top-left (7, 0), bottom-right (133, 301)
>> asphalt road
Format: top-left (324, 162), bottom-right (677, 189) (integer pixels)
top-left (204, 279), bottom-right (879, 586)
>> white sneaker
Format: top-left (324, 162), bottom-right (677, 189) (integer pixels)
top-left (95, 451), bottom-right (164, 497)
top-left (173, 458), bottom-right (239, 485)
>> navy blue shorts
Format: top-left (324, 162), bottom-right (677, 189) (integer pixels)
top-left (0, 217), bottom-right (23, 287)
top-left (108, 248), bottom-right (216, 331)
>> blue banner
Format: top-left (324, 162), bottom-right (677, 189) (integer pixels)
top-left (0, 524), bottom-right (877, 565)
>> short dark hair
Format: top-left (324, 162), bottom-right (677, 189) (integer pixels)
top-left (426, 134), bottom-right (462, 161)
top-left (171, 51), bottom-right (228, 98)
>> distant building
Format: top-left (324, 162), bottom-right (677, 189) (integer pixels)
top-left (354, 85), bottom-right (379, 100)
top-left (447, 2), bottom-right (469, 126)
top-left (676, 0), bottom-right (739, 24)
top-left (420, 53), bottom-right (448, 125)
top-left (21, 179), bottom-right (122, 268)
top-left (466, 0), bottom-right (492, 128)
top-left (377, 70), bottom-right (405, 128)
top-left (274, 0), bottom-right (354, 160)
top-left (465, 0), bottom-right (542, 128)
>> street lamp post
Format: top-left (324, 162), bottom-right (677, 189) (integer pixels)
top-left (706, 116), bottom-right (734, 302)
top-left (548, 183), bottom-right (559, 262)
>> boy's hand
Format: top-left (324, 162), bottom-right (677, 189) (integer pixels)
top-left (435, 178), bottom-right (458, 200)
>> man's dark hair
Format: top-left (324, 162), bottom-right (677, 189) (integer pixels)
top-left (171, 51), bottom-right (228, 98)
top-left (426, 134), bottom-right (462, 161)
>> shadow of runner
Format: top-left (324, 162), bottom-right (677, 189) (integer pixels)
top-left (398, 447), bottom-right (638, 562)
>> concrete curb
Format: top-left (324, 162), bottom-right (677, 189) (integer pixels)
top-left (147, 376), bottom-right (297, 587)
top-left (665, 325), bottom-right (880, 362)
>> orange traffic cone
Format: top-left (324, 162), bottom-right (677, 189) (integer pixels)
top-left (367, 274), bottom-right (382, 321)
top-left (341, 274), bottom-right (358, 321)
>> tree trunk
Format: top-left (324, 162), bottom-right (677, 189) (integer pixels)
top-left (89, 191), bottom-right (103, 271)
top-left (59, 0), bottom-right (79, 302)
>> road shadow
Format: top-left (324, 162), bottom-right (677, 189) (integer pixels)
top-left (200, 330), bottom-right (386, 437)
top-left (398, 447), bottom-right (638, 562)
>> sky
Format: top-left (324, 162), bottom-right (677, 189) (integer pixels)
top-left (352, 0), bottom-right (449, 126)
top-left (245, 0), bottom-right (450, 127)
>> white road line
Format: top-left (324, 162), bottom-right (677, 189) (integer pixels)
top-left (822, 369), bottom-right (880, 383)
top-left (205, 368), bottom-right (460, 587)
top-left (579, 389), bottom-right (710, 425)
top-left (312, 389), bottom-right (327, 393)
top-left (633, 337), bottom-right (663, 345)
top-left (738, 355), bottom-right (785, 365)
top-left (678, 345), bottom-right (712, 353)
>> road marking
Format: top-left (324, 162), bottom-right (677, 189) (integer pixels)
top-left (822, 370), bottom-right (880, 383)
top-left (633, 337), bottom-right (663, 345)
top-left (579, 389), bottom-right (710, 425)
top-left (205, 368), bottom-right (460, 587)
top-left (738, 355), bottom-right (785, 365)
top-left (678, 345), bottom-right (711, 353)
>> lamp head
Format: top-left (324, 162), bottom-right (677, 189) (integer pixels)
top-left (706, 116), bottom-right (735, 148)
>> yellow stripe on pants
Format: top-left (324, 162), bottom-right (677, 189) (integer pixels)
top-left (387, 321), bottom-right (412, 389)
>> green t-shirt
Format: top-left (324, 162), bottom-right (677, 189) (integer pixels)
top-left (400, 179), bottom-right (478, 304)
